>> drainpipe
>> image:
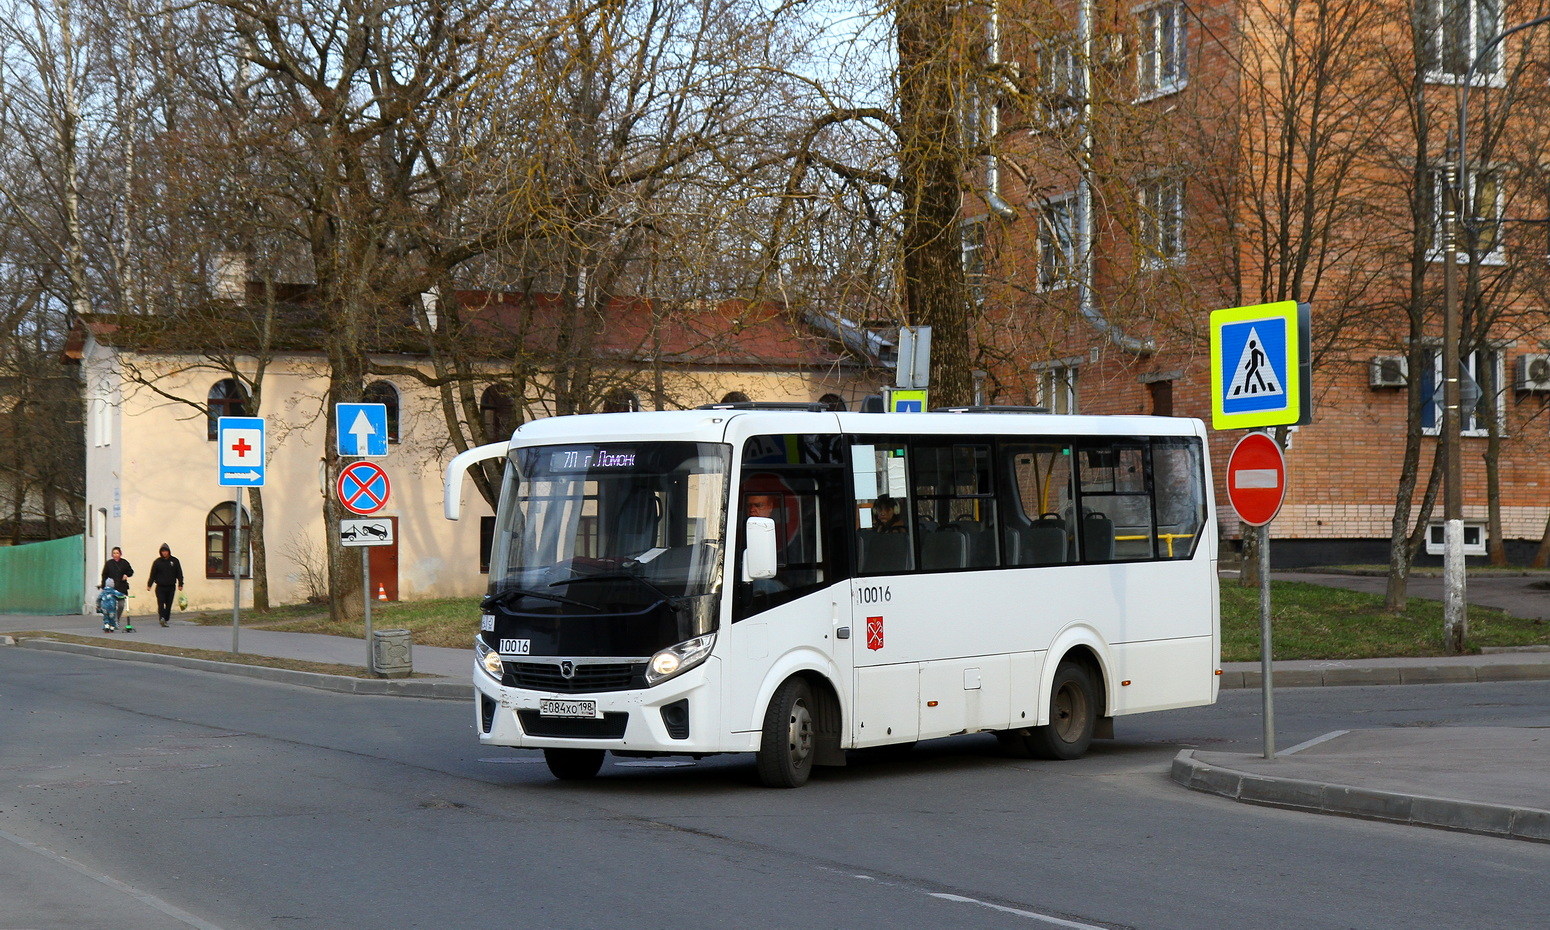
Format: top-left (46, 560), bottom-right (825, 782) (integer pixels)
top-left (984, 2), bottom-right (1018, 220)
top-left (1077, 0), bottom-right (1154, 353)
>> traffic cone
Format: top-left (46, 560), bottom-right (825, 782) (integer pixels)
top-left (377, 584), bottom-right (388, 600)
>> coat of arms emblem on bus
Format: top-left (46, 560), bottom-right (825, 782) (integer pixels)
top-left (866, 616), bottom-right (884, 651)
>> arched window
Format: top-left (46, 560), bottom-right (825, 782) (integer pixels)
top-left (819, 393), bottom-right (846, 411)
top-left (480, 385), bottom-right (515, 440)
top-left (207, 379), bottom-right (249, 440)
top-left (363, 380), bottom-right (400, 442)
top-left (720, 390), bottom-right (750, 404)
top-left (602, 389), bottom-right (639, 413)
top-left (205, 502), bottom-right (252, 578)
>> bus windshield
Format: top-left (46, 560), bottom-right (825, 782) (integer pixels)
top-left (488, 441), bottom-right (730, 614)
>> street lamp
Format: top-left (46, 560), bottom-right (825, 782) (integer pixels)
top-left (1443, 14), bottom-right (1550, 653)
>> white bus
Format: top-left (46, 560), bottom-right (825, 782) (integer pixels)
top-left (444, 405), bottom-right (1218, 787)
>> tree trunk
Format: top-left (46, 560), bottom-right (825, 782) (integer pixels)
top-left (896, 0), bottom-right (974, 408)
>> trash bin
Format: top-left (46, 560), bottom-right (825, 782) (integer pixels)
top-left (372, 629), bottom-right (413, 678)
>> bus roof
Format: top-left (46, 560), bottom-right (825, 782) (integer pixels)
top-left (505, 409), bottom-right (1207, 447)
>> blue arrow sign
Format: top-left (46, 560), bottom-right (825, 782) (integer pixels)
top-left (337, 403), bottom-right (389, 457)
top-left (217, 417), bottom-right (266, 486)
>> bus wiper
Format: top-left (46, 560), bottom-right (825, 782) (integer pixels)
top-left (483, 587), bottom-right (600, 612)
top-left (550, 571), bottom-right (682, 610)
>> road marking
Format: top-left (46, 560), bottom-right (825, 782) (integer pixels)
top-left (929, 893), bottom-right (1113, 929)
top-left (820, 865), bottom-right (1115, 929)
top-left (1282, 729), bottom-right (1350, 756)
top-left (0, 825), bottom-right (225, 929)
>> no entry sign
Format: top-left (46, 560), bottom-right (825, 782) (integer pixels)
top-left (1226, 432), bottom-right (1286, 526)
top-left (337, 461), bottom-right (391, 516)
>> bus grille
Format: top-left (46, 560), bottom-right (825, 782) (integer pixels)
top-left (503, 660), bottom-right (643, 693)
top-left (517, 711), bottom-right (629, 739)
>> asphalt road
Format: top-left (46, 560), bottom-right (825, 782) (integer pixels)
top-left (3, 647), bottom-right (1547, 930)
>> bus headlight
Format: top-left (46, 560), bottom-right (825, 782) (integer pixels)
top-left (646, 633), bottom-right (716, 686)
top-left (475, 638), bottom-right (504, 681)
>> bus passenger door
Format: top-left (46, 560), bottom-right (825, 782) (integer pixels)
top-left (847, 440), bottom-right (921, 748)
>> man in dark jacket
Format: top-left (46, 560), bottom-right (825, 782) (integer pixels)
top-left (146, 544), bottom-right (185, 627)
top-left (100, 547), bottom-right (133, 632)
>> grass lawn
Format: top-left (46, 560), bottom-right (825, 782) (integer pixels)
top-left (1220, 580), bottom-right (1550, 661)
top-left (205, 580), bottom-right (1550, 664)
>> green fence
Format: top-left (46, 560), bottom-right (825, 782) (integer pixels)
top-left (0, 534), bottom-right (84, 614)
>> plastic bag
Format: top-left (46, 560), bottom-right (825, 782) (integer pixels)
top-left (177, 592), bottom-right (188, 611)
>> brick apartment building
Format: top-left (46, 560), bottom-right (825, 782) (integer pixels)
top-left (966, 0), bottom-right (1550, 565)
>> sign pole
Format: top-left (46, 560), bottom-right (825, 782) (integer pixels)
top-left (231, 486), bottom-right (242, 654)
top-left (1259, 522), bottom-right (1275, 760)
top-left (362, 546), bottom-right (374, 673)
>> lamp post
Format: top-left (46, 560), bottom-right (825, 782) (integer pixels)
top-left (1444, 14), bottom-right (1550, 653)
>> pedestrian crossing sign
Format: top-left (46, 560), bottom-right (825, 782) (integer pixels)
top-left (1210, 301), bottom-right (1311, 430)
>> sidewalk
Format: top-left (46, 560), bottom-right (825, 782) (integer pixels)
top-left (1172, 728), bottom-right (1550, 843)
top-left (0, 611), bottom-right (473, 701)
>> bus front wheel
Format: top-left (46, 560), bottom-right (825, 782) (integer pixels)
top-left (1005, 661), bottom-right (1096, 761)
top-left (756, 678), bottom-right (815, 788)
top-left (544, 748), bottom-right (605, 781)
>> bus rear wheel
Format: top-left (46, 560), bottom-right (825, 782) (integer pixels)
top-left (757, 678), bottom-right (815, 788)
top-left (1006, 661), bottom-right (1097, 761)
top-left (544, 748), bottom-right (606, 781)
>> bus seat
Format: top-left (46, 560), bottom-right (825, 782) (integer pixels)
top-left (1080, 512), bottom-right (1115, 562)
top-left (860, 532), bottom-right (912, 574)
top-left (921, 529), bottom-right (969, 570)
top-left (1009, 523), bottom-right (1066, 566)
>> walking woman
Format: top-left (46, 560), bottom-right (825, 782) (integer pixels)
top-left (147, 543), bottom-right (185, 627)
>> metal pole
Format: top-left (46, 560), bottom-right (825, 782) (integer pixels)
top-left (231, 487), bottom-right (242, 654)
top-left (1259, 522), bottom-right (1275, 760)
top-left (362, 546), bottom-right (373, 673)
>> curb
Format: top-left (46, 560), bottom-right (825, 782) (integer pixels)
top-left (1217, 662), bottom-right (1550, 689)
top-left (13, 638), bottom-right (471, 701)
top-left (1170, 749), bottom-right (1550, 843)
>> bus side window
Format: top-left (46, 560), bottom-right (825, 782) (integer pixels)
top-left (1152, 440), bottom-right (1206, 559)
top-left (1076, 442), bottom-right (1152, 562)
top-left (912, 443), bottom-right (998, 569)
top-left (854, 442), bottom-right (915, 574)
top-left (1004, 444), bottom-right (1074, 566)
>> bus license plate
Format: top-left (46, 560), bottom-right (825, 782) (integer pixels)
top-left (539, 698), bottom-right (600, 719)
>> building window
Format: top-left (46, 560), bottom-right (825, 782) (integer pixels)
top-left (1137, 1), bottom-right (1187, 98)
top-left (1421, 346), bottom-right (1503, 436)
top-left (961, 217), bottom-right (987, 308)
top-left (1038, 194), bottom-right (1078, 290)
top-left (1139, 176), bottom-right (1185, 266)
top-left (480, 385), bottom-right (515, 441)
top-left (1427, 165), bottom-right (1504, 260)
top-left (205, 502), bottom-right (251, 579)
top-left (362, 381), bottom-right (400, 442)
top-left (1425, 522), bottom-right (1487, 556)
top-left (1420, 0), bottom-right (1502, 83)
top-left (1148, 379), bottom-right (1175, 416)
top-left (1034, 364), bottom-right (1078, 414)
top-left (206, 378), bottom-right (249, 440)
top-left (1035, 38), bottom-right (1083, 124)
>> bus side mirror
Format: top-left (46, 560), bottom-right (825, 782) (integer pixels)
top-left (743, 517), bottom-right (778, 580)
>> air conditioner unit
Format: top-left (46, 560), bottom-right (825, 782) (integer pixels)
top-left (1517, 354), bottom-right (1550, 392)
top-left (1369, 356), bottom-right (1408, 388)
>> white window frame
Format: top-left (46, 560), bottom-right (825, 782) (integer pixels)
top-left (1139, 175), bottom-right (1185, 267)
top-left (1419, 0), bottom-right (1505, 86)
top-left (1428, 164), bottom-right (1506, 264)
top-left (1032, 361), bottom-right (1080, 414)
top-left (1421, 344), bottom-right (1504, 437)
top-left (1038, 193), bottom-right (1078, 291)
top-left (1136, 1), bottom-right (1188, 100)
top-left (961, 217), bottom-right (987, 308)
top-left (1035, 38), bottom-right (1084, 126)
top-left (1425, 522), bottom-right (1487, 556)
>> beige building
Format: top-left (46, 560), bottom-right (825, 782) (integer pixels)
top-left (67, 293), bottom-right (884, 611)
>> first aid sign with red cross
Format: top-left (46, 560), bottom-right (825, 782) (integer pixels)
top-left (217, 417), bottom-right (266, 487)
